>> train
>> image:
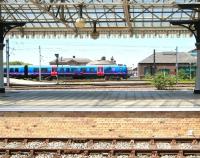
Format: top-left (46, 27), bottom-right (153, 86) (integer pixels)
top-left (3, 64), bottom-right (128, 80)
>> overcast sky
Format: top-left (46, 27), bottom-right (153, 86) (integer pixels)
top-left (3, 36), bottom-right (196, 67)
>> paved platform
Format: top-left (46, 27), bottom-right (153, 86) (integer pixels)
top-left (0, 111), bottom-right (199, 138)
top-left (0, 89), bottom-right (200, 111)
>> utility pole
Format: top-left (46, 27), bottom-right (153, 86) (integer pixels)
top-left (39, 46), bottom-right (41, 81)
top-left (6, 39), bottom-right (10, 87)
top-left (55, 53), bottom-right (59, 84)
top-left (176, 46), bottom-right (178, 85)
top-left (153, 49), bottom-right (156, 75)
top-left (189, 62), bottom-right (192, 80)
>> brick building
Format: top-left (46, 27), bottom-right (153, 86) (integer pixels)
top-left (138, 52), bottom-right (196, 78)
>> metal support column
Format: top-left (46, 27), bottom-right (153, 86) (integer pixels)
top-left (0, 23), bottom-right (5, 93)
top-left (0, 43), bottom-right (4, 93)
top-left (169, 3), bottom-right (200, 93)
top-left (170, 19), bottom-right (200, 94)
top-left (0, 22), bottom-right (26, 93)
top-left (194, 37), bottom-right (200, 94)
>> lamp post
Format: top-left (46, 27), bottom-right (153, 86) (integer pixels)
top-left (6, 39), bottom-right (10, 87)
top-left (189, 62), bottom-right (192, 80)
top-left (39, 46), bottom-right (41, 82)
top-left (55, 53), bottom-right (59, 84)
top-left (176, 46), bottom-right (178, 85)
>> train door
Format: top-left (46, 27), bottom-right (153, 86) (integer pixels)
top-left (24, 65), bottom-right (28, 78)
top-left (51, 66), bottom-right (57, 77)
top-left (97, 66), bottom-right (104, 76)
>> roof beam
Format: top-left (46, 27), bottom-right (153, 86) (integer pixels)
top-left (123, 0), bottom-right (133, 33)
top-left (30, 0), bottom-right (76, 32)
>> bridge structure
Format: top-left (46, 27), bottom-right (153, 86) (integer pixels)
top-left (0, 0), bottom-right (200, 93)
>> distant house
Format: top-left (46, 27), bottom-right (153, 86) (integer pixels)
top-left (138, 52), bottom-right (196, 78)
top-left (87, 56), bottom-right (116, 65)
top-left (49, 56), bottom-right (91, 65)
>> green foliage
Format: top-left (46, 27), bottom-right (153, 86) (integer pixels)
top-left (144, 73), bottom-right (153, 80)
top-left (178, 69), bottom-right (189, 80)
top-left (152, 72), bottom-right (176, 90)
top-left (4, 61), bottom-right (32, 65)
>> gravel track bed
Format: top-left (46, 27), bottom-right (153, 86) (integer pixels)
top-left (115, 141), bottom-right (132, 149)
top-left (0, 141), bottom-right (199, 150)
top-left (0, 154), bottom-right (199, 158)
top-left (93, 142), bottom-right (112, 149)
top-left (69, 142), bottom-right (88, 149)
top-left (134, 142), bottom-right (149, 149)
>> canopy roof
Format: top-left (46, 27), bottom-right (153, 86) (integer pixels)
top-left (0, 0), bottom-right (199, 38)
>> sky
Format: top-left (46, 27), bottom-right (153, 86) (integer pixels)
top-left (3, 36), bottom-right (196, 68)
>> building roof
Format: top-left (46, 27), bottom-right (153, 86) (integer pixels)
top-left (139, 52), bottom-right (196, 64)
top-left (87, 60), bottom-right (116, 65)
top-left (49, 57), bottom-right (91, 65)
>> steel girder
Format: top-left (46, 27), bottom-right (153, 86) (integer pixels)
top-left (0, 0), bottom-right (199, 38)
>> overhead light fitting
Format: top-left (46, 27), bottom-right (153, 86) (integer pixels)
top-left (90, 21), bottom-right (99, 40)
top-left (75, 4), bottom-right (85, 28)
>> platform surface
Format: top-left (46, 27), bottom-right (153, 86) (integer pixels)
top-left (0, 88), bottom-right (200, 111)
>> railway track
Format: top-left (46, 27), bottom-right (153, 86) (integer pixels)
top-left (0, 138), bottom-right (200, 157)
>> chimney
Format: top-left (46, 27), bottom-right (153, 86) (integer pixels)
top-left (101, 56), bottom-right (106, 60)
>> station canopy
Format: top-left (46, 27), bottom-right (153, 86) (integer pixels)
top-left (0, 0), bottom-right (199, 39)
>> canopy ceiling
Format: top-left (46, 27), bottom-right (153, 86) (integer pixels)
top-left (0, 0), bottom-right (199, 38)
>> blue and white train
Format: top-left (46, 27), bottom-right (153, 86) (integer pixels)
top-left (3, 65), bottom-right (128, 80)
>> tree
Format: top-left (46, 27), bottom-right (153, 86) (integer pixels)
top-left (3, 61), bottom-right (32, 65)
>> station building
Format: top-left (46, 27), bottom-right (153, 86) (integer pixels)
top-left (49, 56), bottom-right (92, 66)
top-left (49, 56), bottom-right (116, 66)
top-left (138, 52), bottom-right (197, 78)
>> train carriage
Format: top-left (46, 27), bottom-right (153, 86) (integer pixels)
top-left (4, 64), bottom-right (128, 80)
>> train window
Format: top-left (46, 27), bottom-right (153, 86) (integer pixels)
top-left (52, 67), bottom-right (57, 72)
top-left (33, 68), bottom-right (39, 73)
top-left (10, 68), bottom-right (14, 72)
top-left (81, 68), bottom-right (86, 73)
top-left (71, 68), bottom-right (77, 73)
top-left (60, 68), bottom-right (64, 73)
top-left (104, 67), bottom-right (111, 73)
top-left (15, 68), bottom-right (19, 72)
top-left (4, 68), bottom-right (6, 73)
top-left (41, 68), bottom-right (48, 73)
top-left (66, 68), bottom-right (70, 72)
top-left (98, 67), bottom-right (103, 72)
top-left (120, 67), bottom-right (123, 72)
top-left (89, 68), bottom-right (95, 72)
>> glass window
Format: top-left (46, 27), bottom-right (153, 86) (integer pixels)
top-left (41, 68), bottom-right (48, 73)
top-left (119, 67), bottom-right (123, 72)
top-left (71, 68), bottom-right (77, 73)
top-left (4, 68), bottom-right (7, 73)
top-left (52, 67), bottom-right (57, 72)
top-left (60, 68), bottom-right (64, 73)
top-left (104, 67), bottom-right (111, 73)
top-left (66, 68), bottom-right (70, 73)
top-left (98, 67), bottom-right (103, 72)
top-left (33, 68), bottom-right (39, 73)
top-left (10, 68), bottom-right (14, 72)
top-left (81, 68), bottom-right (87, 73)
top-left (89, 68), bottom-right (95, 72)
top-left (15, 68), bottom-right (19, 72)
